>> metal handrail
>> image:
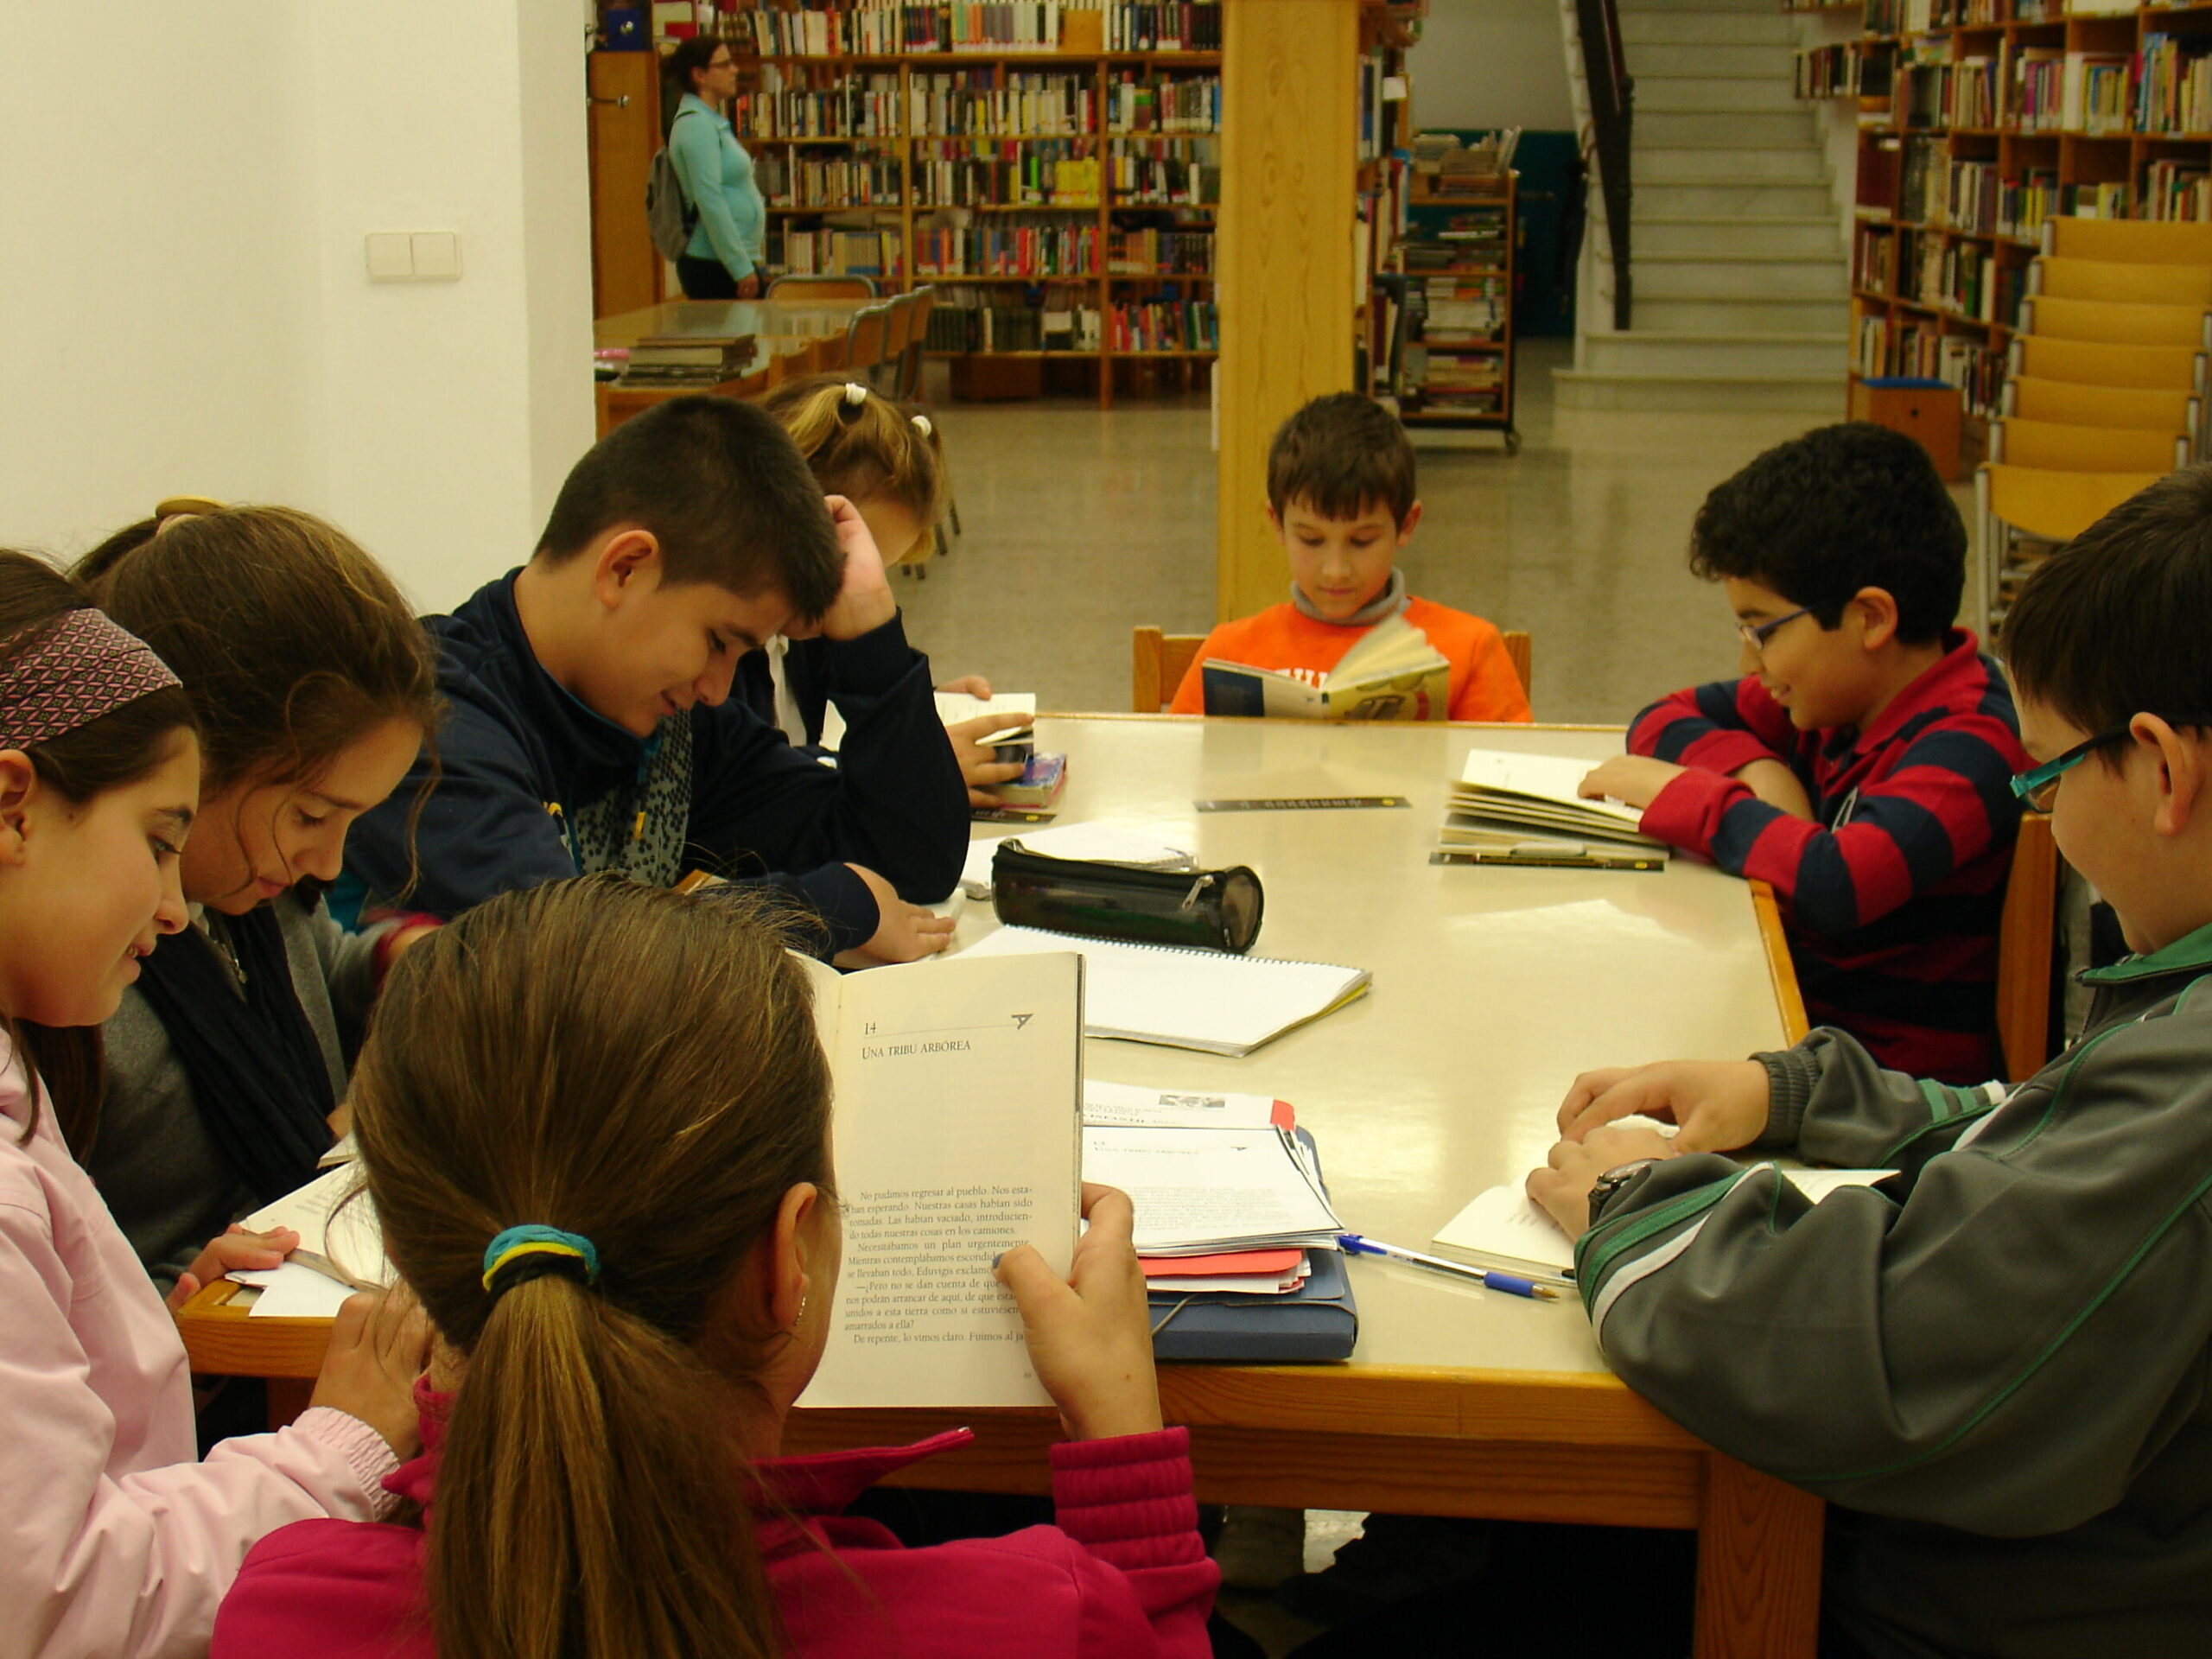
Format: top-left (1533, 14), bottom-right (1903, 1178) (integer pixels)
top-left (1574, 0), bottom-right (1634, 329)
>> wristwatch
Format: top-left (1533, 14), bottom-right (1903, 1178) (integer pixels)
top-left (1586, 1159), bottom-right (1662, 1224)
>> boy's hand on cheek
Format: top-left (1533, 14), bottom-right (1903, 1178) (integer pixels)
top-left (1579, 755), bottom-right (1685, 810)
top-left (816, 495), bottom-right (898, 641)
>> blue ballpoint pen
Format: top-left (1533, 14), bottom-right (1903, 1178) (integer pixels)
top-left (1338, 1234), bottom-right (1563, 1300)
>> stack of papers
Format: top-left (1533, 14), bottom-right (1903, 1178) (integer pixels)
top-left (1436, 749), bottom-right (1670, 869)
top-left (1083, 1124), bottom-right (1342, 1258)
top-left (1084, 1083), bottom-right (1311, 1294)
top-left (960, 925), bottom-right (1370, 1056)
top-left (958, 823), bottom-right (1195, 899)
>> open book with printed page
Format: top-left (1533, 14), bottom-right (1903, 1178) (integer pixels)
top-left (1200, 613), bottom-right (1451, 721)
top-left (238, 948), bottom-right (1087, 1409)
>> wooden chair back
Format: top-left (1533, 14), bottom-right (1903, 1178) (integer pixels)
top-left (2025, 295), bottom-right (2211, 351)
top-left (1991, 416), bottom-right (2187, 474)
top-left (842, 302), bottom-right (893, 377)
top-left (766, 274), bottom-right (878, 300)
top-left (2034, 257), bottom-right (2212, 308)
top-left (895, 285), bottom-right (937, 400)
top-left (1980, 462), bottom-right (2165, 544)
top-left (2006, 375), bottom-right (2200, 439)
top-left (1132, 626), bottom-right (1207, 712)
top-left (879, 293), bottom-right (916, 388)
top-left (2015, 335), bottom-right (2204, 391)
top-left (1501, 629), bottom-right (1532, 704)
top-left (1996, 813), bottom-right (2060, 1083)
top-left (2044, 218), bottom-right (2212, 265)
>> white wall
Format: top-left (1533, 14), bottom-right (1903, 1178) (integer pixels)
top-left (1412, 0), bottom-right (1575, 134)
top-left (0, 3), bottom-right (595, 613)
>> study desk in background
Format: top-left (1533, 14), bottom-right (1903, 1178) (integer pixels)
top-left (176, 717), bottom-right (1816, 1659)
top-left (592, 297), bottom-right (865, 436)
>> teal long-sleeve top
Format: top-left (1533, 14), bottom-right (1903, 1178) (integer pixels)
top-left (668, 92), bottom-right (765, 280)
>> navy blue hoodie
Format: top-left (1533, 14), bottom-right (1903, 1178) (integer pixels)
top-left (340, 572), bottom-right (966, 955)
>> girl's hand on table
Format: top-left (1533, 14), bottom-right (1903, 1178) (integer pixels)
top-left (166, 1224), bottom-right (299, 1313)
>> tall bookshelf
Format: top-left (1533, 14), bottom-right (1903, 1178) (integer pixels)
top-left (705, 4), bottom-right (1223, 407)
top-left (1802, 1), bottom-right (2212, 447)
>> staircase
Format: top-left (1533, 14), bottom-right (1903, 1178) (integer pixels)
top-left (1553, 0), bottom-right (1847, 412)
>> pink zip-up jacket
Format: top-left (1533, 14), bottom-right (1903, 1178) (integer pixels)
top-left (0, 1039), bottom-right (399, 1659)
top-left (213, 1382), bottom-right (1219, 1658)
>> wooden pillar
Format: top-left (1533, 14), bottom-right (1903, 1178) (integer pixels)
top-left (1215, 0), bottom-right (1362, 622)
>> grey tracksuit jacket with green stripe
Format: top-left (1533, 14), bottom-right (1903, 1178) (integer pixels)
top-left (1578, 920), bottom-right (2212, 1658)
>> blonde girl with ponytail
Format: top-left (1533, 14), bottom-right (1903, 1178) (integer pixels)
top-left (746, 375), bottom-right (1024, 806)
top-left (213, 875), bottom-right (1217, 1659)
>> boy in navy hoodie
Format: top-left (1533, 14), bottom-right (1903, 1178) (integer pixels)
top-left (341, 395), bottom-right (966, 962)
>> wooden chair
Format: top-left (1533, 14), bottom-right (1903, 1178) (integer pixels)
top-left (1995, 813), bottom-right (2061, 1083)
top-left (1501, 629), bottom-right (1532, 705)
top-left (2012, 335), bottom-right (2205, 391)
top-left (841, 302), bottom-right (893, 379)
top-left (2031, 257), bottom-right (2212, 308)
top-left (1132, 626), bottom-right (1208, 712)
top-left (893, 285), bottom-right (936, 402)
top-left (2004, 375), bottom-right (2201, 442)
top-left (2044, 218), bottom-right (2212, 265)
top-left (766, 273), bottom-right (878, 300)
top-left (1987, 416), bottom-right (2189, 474)
top-left (1974, 462), bottom-right (2163, 627)
top-left (1131, 626), bottom-right (1536, 715)
top-left (875, 293), bottom-right (916, 392)
top-left (2019, 295), bottom-right (2212, 351)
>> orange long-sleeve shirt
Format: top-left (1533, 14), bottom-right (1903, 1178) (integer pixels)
top-left (1168, 596), bottom-right (1531, 722)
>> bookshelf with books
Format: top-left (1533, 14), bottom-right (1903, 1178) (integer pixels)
top-left (703, 4), bottom-right (1223, 405)
top-left (1811, 1), bottom-right (2212, 445)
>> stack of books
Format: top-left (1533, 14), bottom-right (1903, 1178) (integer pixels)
top-left (617, 334), bottom-right (755, 388)
top-left (1434, 747), bottom-right (1671, 870)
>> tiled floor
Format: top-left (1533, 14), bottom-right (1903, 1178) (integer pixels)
top-left (894, 340), bottom-right (1859, 724)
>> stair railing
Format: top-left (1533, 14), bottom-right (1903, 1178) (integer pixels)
top-left (1574, 0), bottom-right (1633, 329)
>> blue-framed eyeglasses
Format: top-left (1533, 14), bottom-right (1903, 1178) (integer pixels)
top-left (2010, 715), bottom-right (2212, 810)
top-left (1735, 604), bottom-right (1815, 653)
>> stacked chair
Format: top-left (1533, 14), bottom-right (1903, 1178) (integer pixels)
top-left (1975, 220), bottom-right (2212, 634)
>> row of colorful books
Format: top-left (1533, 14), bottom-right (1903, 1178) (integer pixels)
top-left (714, 3), bottom-right (1220, 58)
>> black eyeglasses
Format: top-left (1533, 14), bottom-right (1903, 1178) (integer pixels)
top-left (2010, 715), bottom-right (2212, 810)
top-left (1735, 604), bottom-right (1815, 654)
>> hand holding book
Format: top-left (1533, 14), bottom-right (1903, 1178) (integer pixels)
top-left (994, 1183), bottom-right (1165, 1442)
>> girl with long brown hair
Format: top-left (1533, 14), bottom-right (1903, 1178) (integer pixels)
top-left (0, 549), bottom-right (426, 1656)
top-left (75, 503), bottom-right (444, 1299)
top-left (214, 875), bottom-right (1217, 1659)
top-left (741, 375), bottom-right (1022, 805)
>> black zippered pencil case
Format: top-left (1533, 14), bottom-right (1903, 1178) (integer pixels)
top-left (990, 842), bottom-right (1264, 954)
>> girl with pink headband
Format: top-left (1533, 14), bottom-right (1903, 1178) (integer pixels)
top-left (0, 549), bottom-right (426, 1657)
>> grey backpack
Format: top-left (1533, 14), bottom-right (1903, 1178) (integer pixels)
top-left (645, 111), bottom-right (701, 263)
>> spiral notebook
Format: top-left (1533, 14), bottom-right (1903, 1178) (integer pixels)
top-left (957, 925), bottom-right (1370, 1056)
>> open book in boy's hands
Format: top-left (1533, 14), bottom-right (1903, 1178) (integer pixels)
top-left (1201, 613), bottom-right (1451, 721)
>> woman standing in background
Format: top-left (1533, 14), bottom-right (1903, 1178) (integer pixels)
top-left (663, 36), bottom-right (766, 300)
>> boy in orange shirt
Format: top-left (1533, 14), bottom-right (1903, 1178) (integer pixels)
top-left (1169, 392), bottom-right (1531, 722)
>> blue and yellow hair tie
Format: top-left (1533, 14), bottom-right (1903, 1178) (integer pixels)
top-left (481, 1224), bottom-right (601, 1299)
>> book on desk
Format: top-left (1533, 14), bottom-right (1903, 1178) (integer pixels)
top-left (1434, 747), bottom-right (1672, 870)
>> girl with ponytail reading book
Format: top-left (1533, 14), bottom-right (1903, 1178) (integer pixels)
top-left (213, 876), bottom-right (1217, 1659)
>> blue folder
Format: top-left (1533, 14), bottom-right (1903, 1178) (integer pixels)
top-left (1147, 1128), bottom-right (1358, 1363)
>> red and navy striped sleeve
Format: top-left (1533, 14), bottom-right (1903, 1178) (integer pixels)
top-left (1628, 677), bottom-right (1799, 776)
top-left (1640, 709), bottom-right (2024, 935)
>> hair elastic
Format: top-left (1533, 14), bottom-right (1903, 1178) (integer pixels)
top-left (842, 381), bottom-right (869, 408)
top-left (481, 1224), bottom-right (601, 1299)
top-left (911, 414), bottom-right (933, 438)
top-left (0, 608), bottom-right (181, 753)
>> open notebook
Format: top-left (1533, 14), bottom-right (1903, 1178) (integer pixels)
top-left (958, 925), bottom-right (1370, 1056)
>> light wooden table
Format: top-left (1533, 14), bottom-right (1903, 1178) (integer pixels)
top-left (177, 715), bottom-right (1818, 1657)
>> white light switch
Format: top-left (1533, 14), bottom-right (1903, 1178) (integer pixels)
top-left (365, 232), bottom-right (413, 280)
top-left (410, 232), bottom-right (461, 279)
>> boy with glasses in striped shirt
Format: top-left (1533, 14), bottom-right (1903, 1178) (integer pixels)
top-left (1578, 422), bottom-right (2030, 1084)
